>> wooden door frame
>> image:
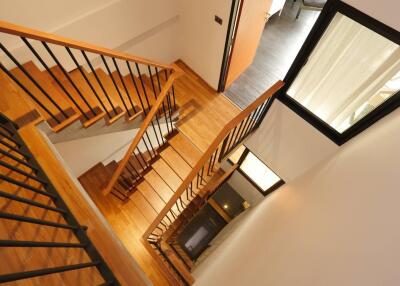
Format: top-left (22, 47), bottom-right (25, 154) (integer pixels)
top-left (218, 0), bottom-right (243, 92)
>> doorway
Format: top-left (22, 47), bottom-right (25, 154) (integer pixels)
top-left (220, 0), bottom-right (324, 109)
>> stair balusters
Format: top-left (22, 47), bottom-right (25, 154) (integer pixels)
top-left (0, 20), bottom-right (177, 131)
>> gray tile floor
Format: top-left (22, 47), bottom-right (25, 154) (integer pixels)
top-left (223, 0), bottom-right (320, 109)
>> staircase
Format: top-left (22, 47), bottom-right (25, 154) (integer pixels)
top-left (0, 20), bottom-right (178, 133)
top-left (0, 19), bottom-right (285, 286)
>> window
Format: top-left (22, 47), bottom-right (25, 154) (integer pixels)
top-left (229, 146), bottom-right (284, 195)
top-left (280, 1), bottom-right (400, 145)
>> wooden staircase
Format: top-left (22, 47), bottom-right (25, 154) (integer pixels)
top-left (4, 59), bottom-right (174, 130)
top-left (0, 20), bottom-right (178, 133)
top-left (0, 19), bottom-right (181, 286)
top-left (0, 19), bottom-right (286, 286)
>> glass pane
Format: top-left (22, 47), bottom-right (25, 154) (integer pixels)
top-left (287, 13), bottom-right (400, 133)
top-left (240, 152), bottom-right (281, 192)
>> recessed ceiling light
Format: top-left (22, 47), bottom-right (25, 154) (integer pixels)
top-left (223, 204), bottom-right (228, 209)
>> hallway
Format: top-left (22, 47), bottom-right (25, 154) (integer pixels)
top-left (224, 0), bottom-right (320, 109)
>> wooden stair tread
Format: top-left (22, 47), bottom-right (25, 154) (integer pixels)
top-left (168, 132), bottom-right (202, 168)
top-left (152, 158), bottom-right (182, 192)
top-left (22, 61), bottom-right (76, 111)
top-left (68, 69), bottom-right (106, 110)
top-left (9, 62), bottom-right (78, 129)
top-left (130, 190), bottom-right (158, 225)
top-left (50, 66), bottom-right (105, 127)
top-left (111, 71), bottom-right (142, 113)
top-left (79, 68), bottom-right (126, 122)
top-left (95, 68), bottom-right (136, 117)
top-left (144, 170), bottom-right (174, 203)
top-left (160, 146), bottom-right (192, 180)
top-left (123, 73), bottom-right (156, 110)
top-left (0, 71), bottom-right (42, 127)
top-left (136, 180), bottom-right (166, 213)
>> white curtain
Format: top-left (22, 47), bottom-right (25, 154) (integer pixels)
top-left (288, 13), bottom-right (400, 132)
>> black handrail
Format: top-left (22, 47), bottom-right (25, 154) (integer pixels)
top-left (0, 113), bottom-right (120, 285)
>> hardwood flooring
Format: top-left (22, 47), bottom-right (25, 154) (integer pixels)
top-left (224, 0), bottom-right (320, 109)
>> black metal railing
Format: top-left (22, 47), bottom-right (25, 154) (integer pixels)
top-left (144, 92), bottom-right (277, 243)
top-left (0, 20), bottom-right (176, 130)
top-left (141, 82), bottom-right (284, 285)
top-left (108, 78), bottom-right (178, 201)
top-left (0, 113), bottom-right (120, 285)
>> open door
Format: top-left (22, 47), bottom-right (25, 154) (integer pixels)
top-left (220, 0), bottom-right (272, 91)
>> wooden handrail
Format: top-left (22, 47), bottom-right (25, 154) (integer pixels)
top-left (103, 68), bottom-right (184, 195)
top-left (143, 80), bottom-right (284, 239)
top-left (0, 20), bottom-right (175, 70)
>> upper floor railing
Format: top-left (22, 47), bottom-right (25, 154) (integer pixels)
top-left (0, 20), bottom-right (178, 131)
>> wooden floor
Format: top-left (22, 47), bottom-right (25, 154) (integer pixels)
top-left (76, 61), bottom-right (240, 285)
top-left (174, 61), bottom-right (240, 151)
top-left (224, 0), bottom-right (320, 109)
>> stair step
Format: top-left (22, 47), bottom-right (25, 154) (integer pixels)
top-left (144, 170), bottom-right (174, 203)
top-left (80, 68), bottom-right (126, 123)
top-left (130, 190), bottom-right (158, 225)
top-left (122, 73), bottom-right (155, 111)
top-left (160, 146), bottom-right (192, 180)
top-left (50, 66), bottom-right (106, 127)
top-left (10, 62), bottom-right (79, 130)
top-left (96, 68), bottom-right (138, 119)
top-left (136, 180), bottom-right (166, 213)
top-left (0, 72), bottom-right (42, 128)
top-left (152, 158), bottom-right (182, 192)
top-left (168, 132), bottom-right (202, 168)
top-left (110, 71), bottom-right (143, 117)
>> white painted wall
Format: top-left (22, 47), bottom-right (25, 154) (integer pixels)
top-left (193, 1), bottom-right (400, 285)
top-left (246, 100), bottom-right (338, 182)
top-left (178, 0), bottom-right (232, 89)
top-left (0, 0), bottom-right (180, 68)
top-left (193, 101), bottom-right (400, 286)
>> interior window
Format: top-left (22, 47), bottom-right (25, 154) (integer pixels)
top-left (239, 151), bottom-right (283, 194)
top-left (287, 13), bottom-right (400, 133)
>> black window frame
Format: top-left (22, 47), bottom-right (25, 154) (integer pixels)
top-left (229, 147), bottom-right (285, 196)
top-left (278, 0), bottom-right (400, 146)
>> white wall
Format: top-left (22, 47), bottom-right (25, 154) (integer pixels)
top-left (178, 0), bottom-right (232, 89)
top-left (0, 0), bottom-right (180, 67)
top-left (193, 101), bottom-right (400, 286)
top-left (193, 1), bottom-right (400, 285)
top-left (246, 100), bottom-right (338, 182)
top-left (344, 0), bottom-right (400, 31)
